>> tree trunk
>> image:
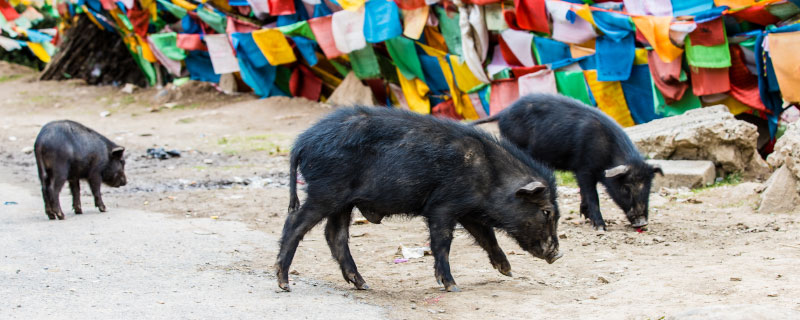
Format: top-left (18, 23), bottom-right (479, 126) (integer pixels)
top-left (40, 15), bottom-right (148, 87)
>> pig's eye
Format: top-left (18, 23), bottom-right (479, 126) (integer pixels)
top-left (542, 210), bottom-right (551, 216)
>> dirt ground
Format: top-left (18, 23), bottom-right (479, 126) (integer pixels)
top-left (2, 62), bottom-right (799, 319)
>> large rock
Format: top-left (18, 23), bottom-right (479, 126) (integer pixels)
top-left (625, 105), bottom-right (769, 178)
top-left (767, 121), bottom-right (800, 180)
top-left (668, 304), bottom-right (800, 320)
top-left (326, 72), bottom-right (375, 106)
top-left (647, 159), bottom-right (716, 189)
top-left (758, 165), bottom-right (800, 214)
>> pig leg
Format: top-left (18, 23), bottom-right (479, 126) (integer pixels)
top-left (40, 173), bottom-right (55, 220)
top-left (88, 174), bottom-right (106, 212)
top-left (576, 173), bottom-right (606, 231)
top-left (50, 172), bottom-right (67, 220)
top-left (275, 200), bottom-right (329, 292)
top-left (459, 218), bottom-right (512, 277)
top-left (325, 209), bottom-right (368, 290)
top-left (428, 217), bottom-right (459, 292)
top-left (69, 179), bottom-right (82, 214)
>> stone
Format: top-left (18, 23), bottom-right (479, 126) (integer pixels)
top-left (758, 165), bottom-right (800, 214)
top-left (648, 159), bottom-right (716, 189)
top-left (218, 73), bottom-right (238, 95)
top-left (121, 83), bottom-right (137, 94)
top-left (668, 304), bottom-right (800, 320)
top-left (326, 72), bottom-right (375, 106)
top-left (767, 121), bottom-right (800, 180)
top-left (625, 105), bottom-right (769, 179)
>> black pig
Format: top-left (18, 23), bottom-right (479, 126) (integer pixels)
top-left (277, 106), bottom-right (561, 292)
top-left (34, 120), bottom-right (127, 220)
top-left (473, 94), bottom-right (662, 231)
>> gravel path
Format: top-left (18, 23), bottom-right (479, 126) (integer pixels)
top-left (0, 173), bottom-right (386, 319)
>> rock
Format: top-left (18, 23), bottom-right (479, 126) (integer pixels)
top-left (203, 159), bottom-right (214, 164)
top-left (21, 146), bottom-right (33, 154)
top-left (99, 111), bottom-right (111, 117)
top-left (218, 73), bottom-right (238, 95)
top-left (625, 105), bottom-right (769, 179)
top-left (668, 304), bottom-right (800, 320)
top-left (648, 159), bottom-right (716, 189)
top-left (767, 122), bottom-right (800, 180)
top-left (758, 165), bottom-right (800, 214)
top-left (121, 83), bottom-right (137, 94)
top-left (326, 72), bottom-right (375, 106)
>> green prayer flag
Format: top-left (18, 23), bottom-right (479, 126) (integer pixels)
top-left (555, 71), bottom-right (593, 106)
top-left (651, 73), bottom-right (701, 117)
top-left (116, 13), bottom-right (133, 31)
top-left (434, 6), bottom-right (462, 57)
top-left (349, 45), bottom-right (381, 79)
top-left (278, 21), bottom-right (316, 41)
top-left (197, 6), bottom-right (226, 34)
top-left (385, 36), bottom-right (425, 81)
top-left (684, 33), bottom-right (731, 68)
top-left (149, 32), bottom-right (186, 60)
top-left (329, 60), bottom-right (351, 78)
top-left (157, 0), bottom-right (187, 19)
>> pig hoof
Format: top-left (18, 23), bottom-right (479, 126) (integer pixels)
top-left (278, 282), bottom-right (291, 292)
top-left (56, 214), bottom-right (65, 220)
top-left (355, 283), bottom-right (369, 290)
top-left (47, 213), bottom-right (56, 220)
top-left (592, 225), bottom-right (606, 232)
top-left (98, 205), bottom-right (107, 212)
top-left (74, 208), bottom-right (83, 214)
top-left (500, 270), bottom-right (513, 277)
top-left (446, 285), bottom-right (460, 292)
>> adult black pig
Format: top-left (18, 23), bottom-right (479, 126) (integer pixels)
top-left (473, 94), bottom-right (662, 231)
top-left (34, 120), bottom-right (127, 220)
top-left (277, 106), bottom-right (561, 292)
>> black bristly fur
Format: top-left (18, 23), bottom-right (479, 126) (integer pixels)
top-left (34, 120), bottom-right (127, 220)
top-left (475, 93), bottom-right (661, 231)
top-left (278, 106), bottom-right (561, 292)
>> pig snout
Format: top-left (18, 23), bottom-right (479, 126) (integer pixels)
top-left (630, 216), bottom-right (648, 228)
top-left (538, 240), bottom-right (562, 264)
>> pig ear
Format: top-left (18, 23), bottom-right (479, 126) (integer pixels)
top-left (604, 165), bottom-right (630, 178)
top-left (111, 146), bottom-right (125, 158)
top-left (516, 181), bottom-right (546, 198)
top-left (652, 165), bottom-right (664, 176)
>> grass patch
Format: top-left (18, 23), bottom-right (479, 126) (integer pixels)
top-left (692, 172), bottom-right (742, 193)
top-left (556, 171), bottom-right (578, 188)
top-left (217, 134), bottom-right (290, 156)
top-left (119, 95), bottom-right (136, 106)
top-left (171, 103), bottom-right (200, 110)
top-left (177, 117), bottom-right (196, 124)
top-left (0, 74), bottom-right (24, 83)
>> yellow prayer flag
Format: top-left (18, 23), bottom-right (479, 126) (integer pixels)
top-left (252, 29), bottom-right (297, 66)
top-left (397, 67), bottom-right (430, 115)
top-left (27, 42), bottom-right (51, 63)
top-left (583, 70), bottom-right (635, 127)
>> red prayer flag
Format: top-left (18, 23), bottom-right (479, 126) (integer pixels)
top-left (689, 18), bottom-right (725, 47)
top-left (432, 99), bottom-right (464, 120)
top-left (511, 65), bottom-right (547, 78)
top-left (648, 50), bottom-right (688, 103)
top-left (268, 0), bottom-right (295, 16)
top-left (730, 5), bottom-right (779, 26)
top-left (307, 15), bottom-right (343, 58)
top-left (497, 35), bottom-right (523, 67)
top-left (690, 66), bottom-right (730, 96)
top-left (490, 79), bottom-right (520, 115)
top-left (289, 65), bottom-right (323, 102)
top-left (127, 7), bottom-right (150, 37)
top-left (0, 0), bottom-right (20, 21)
top-left (729, 45), bottom-right (769, 113)
top-left (177, 34), bottom-right (208, 51)
top-left (394, 0), bottom-right (426, 10)
top-left (513, 0), bottom-right (549, 34)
